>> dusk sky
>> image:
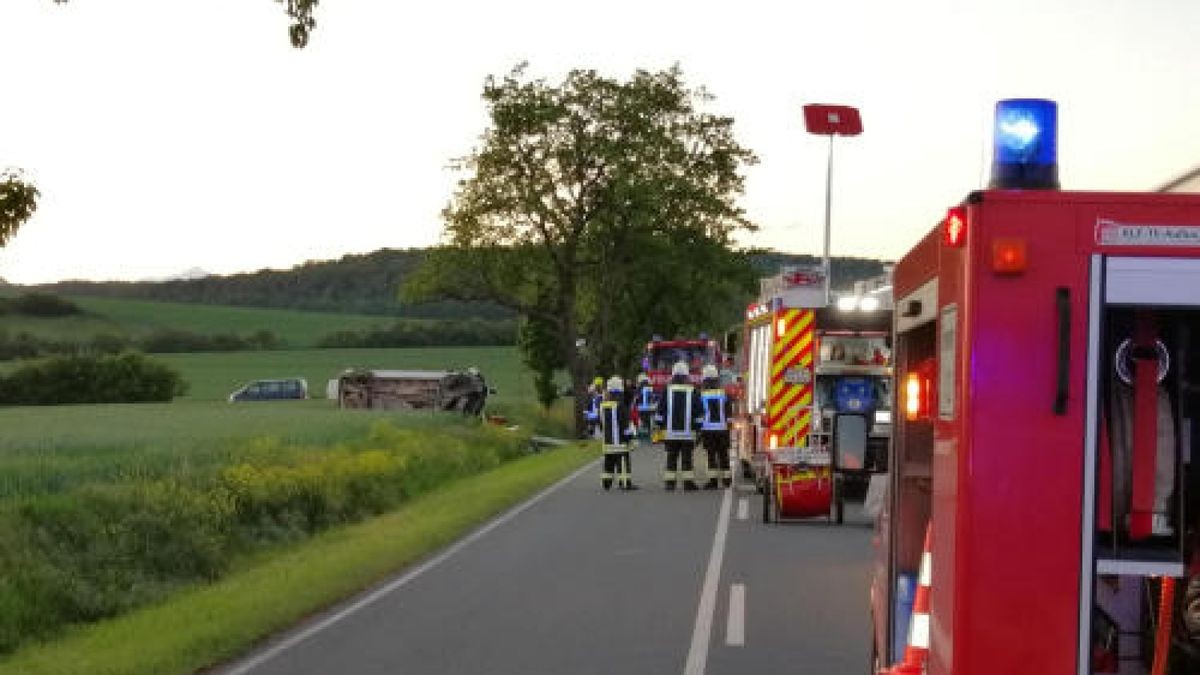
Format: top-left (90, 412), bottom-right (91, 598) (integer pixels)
top-left (2, 0), bottom-right (1198, 284)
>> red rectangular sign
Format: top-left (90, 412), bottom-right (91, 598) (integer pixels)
top-left (803, 104), bottom-right (863, 136)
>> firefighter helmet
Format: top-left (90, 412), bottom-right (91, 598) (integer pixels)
top-left (607, 376), bottom-right (624, 392)
top-left (671, 361), bottom-right (689, 377)
top-left (593, 376), bottom-right (604, 387)
top-left (702, 364), bottom-right (719, 379)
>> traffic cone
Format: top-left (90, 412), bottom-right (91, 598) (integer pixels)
top-left (882, 523), bottom-right (933, 674)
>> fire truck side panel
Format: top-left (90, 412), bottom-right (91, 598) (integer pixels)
top-left (930, 218), bottom-right (965, 675)
top-left (744, 317), bottom-right (772, 453)
top-left (877, 229), bottom-right (940, 666)
top-left (940, 197), bottom-right (1092, 675)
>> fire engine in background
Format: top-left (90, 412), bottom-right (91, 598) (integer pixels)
top-left (734, 264), bottom-right (893, 524)
top-left (642, 335), bottom-right (732, 391)
top-left (873, 99), bottom-right (1200, 675)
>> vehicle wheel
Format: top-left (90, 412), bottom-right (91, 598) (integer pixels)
top-left (834, 475), bottom-right (845, 525)
top-left (762, 480), bottom-right (772, 523)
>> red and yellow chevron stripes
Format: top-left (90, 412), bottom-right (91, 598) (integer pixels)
top-left (768, 309), bottom-right (815, 448)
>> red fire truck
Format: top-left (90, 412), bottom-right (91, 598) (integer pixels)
top-left (735, 265), bottom-right (893, 523)
top-left (873, 99), bottom-right (1199, 674)
top-left (642, 336), bottom-right (725, 390)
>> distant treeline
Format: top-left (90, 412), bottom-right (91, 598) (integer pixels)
top-left (30, 248), bottom-right (890, 320)
top-left (38, 249), bottom-right (511, 319)
top-left (0, 329), bottom-right (283, 361)
top-left (317, 319), bottom-right (517, 349)
top-left (1, 321), bottom-right (517, 361)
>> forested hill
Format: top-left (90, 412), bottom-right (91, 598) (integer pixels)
top-left (34, 248), bottom-right (890, 319)
top-left (40, 249), bottom-right (507, 319)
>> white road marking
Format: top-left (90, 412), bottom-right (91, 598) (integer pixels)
top-left (726, 583), bottom-right (745, 646)
top-left (221, 460), bottom-right (598, 675)
top-left (736, 497), bottom-right (748, 521)
top-left (684, 486), bottom-right (733, 675)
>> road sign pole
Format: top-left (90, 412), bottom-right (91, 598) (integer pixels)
top-left (801, 104), bottom-right (862, 307)
top-left (823, 133), bottom-right (834, 305)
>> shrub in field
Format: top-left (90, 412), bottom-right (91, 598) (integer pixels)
top-left (139, 329), bottom-right (283, 353)
top-left (7, 292), bottom-right (82, 317)
top-left (0, 420), bottom-right (530, 654)
top-left (0, 331), bottom-right (133, 361)
top-left (0, 331), bottom-right (45, 360)
top-left (316, 319), bottom-right (516, 348)
top-left (0, 353), bottom-right (188, 405)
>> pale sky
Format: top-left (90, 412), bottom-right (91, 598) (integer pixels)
top-left (2, 0), bottom-right (1198, 284)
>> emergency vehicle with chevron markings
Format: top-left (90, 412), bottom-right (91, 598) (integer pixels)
top-left (735, 264), bottom-right (892, 524)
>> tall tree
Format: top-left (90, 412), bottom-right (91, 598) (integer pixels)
top-left (0, 169), bottom-right (39, 248)
top-left (405, 65), bottom-right (758, 433)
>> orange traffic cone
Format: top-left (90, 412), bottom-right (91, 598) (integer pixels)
top-left (882, 523), bottom-right (932, 674)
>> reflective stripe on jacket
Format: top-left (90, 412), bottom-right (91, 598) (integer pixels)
top-left (660, 384), bottom-right (699, 441)
top-left (637, 385), bottom-right (657, 411)
top-left (600, 400), bottom-right (631, 452)
top-left (700, 389), bottom-right (729, 432)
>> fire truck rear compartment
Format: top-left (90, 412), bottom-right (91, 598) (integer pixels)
top-left (1089, 303), bottom-right (1200, 674)
top-left (888, 315), bottom-right (937, 663)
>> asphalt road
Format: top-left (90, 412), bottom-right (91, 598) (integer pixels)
top-left (218, 446), bottom-right (875, 675)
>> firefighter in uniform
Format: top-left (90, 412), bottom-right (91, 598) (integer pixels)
top-left (599, 376), bottom-right (638, 490)
top-left (634, 373), bottom-right (657, 439)
top-left (699, 364), bottom-right (734, 489)
top-left (655, 361), bottom-right (703, 491)
top-left (583, 376), bottom-right (604, 438)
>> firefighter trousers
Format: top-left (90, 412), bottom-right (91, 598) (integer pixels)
top-left (663, 440), bottom-right (697, 489)
top-left (700, 431), bottom-right (732, 487)
top-left (601, 451), bottom-right (633, 490)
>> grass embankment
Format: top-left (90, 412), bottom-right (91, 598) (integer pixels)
top-left (0, 445), bottom-right (595, 675)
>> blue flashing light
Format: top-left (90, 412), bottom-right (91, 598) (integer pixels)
top-left (989, 98), bottom-right (1060, 190)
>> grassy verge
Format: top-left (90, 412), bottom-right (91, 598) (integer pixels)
top-left (0, 445), bottom-right (596, 675)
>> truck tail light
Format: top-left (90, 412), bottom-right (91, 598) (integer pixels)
top-left (769, 433), bottom-right (780, 450)
top-left (991, 238), bottom-right (1028, 274)
top-left (905, 372), bottom-right (923, 421)
top-left (943, 207), bottom-right (967, 247)
top-left (776, 317), bottom-right (788, 338)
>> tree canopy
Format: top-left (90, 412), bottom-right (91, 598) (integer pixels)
top-left (405, 65), bottom-right (760, 429)
top-left (0, 170), bottom-right (39, 248)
